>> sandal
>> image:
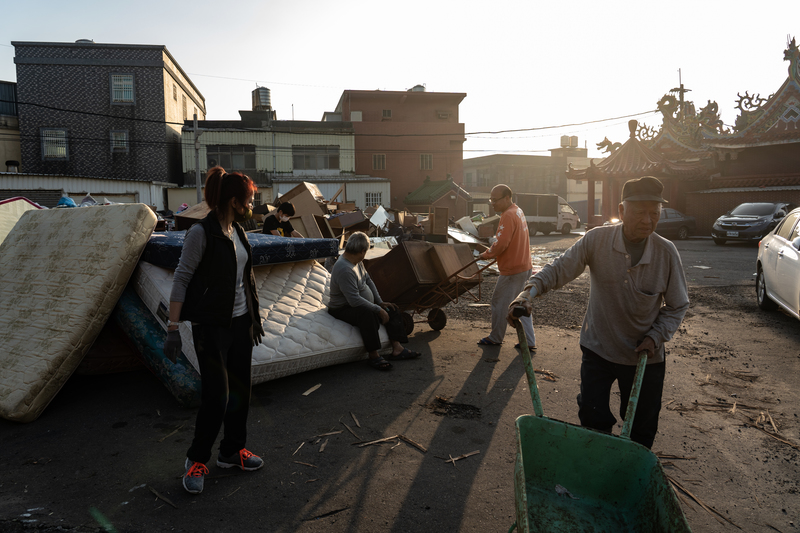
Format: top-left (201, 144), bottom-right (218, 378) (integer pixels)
top-left (368, 356), bottom-right (393, 371)
top-left (515, 343), bottom-right (537, 351)
top-left (387, 348), bottom-right (421, 360)
top-left (477, 337), bottom-right (501, 346)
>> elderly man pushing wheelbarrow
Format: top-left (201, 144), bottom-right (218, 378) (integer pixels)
top-left (508, 176), bottom-right (689, 449)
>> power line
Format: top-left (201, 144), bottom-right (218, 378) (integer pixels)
top-left (0, 98), bottom-right (657, 139)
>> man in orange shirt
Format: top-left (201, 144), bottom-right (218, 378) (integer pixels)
top-left (478, 184), bottom-right (536, 351)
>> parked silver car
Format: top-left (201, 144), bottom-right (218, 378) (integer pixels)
top-left (755, 207), bottom-right (800, 320)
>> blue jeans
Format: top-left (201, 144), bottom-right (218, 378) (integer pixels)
top-left (577, 346), bottom-right (665, 449)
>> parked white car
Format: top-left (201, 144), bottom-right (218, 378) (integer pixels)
top-left (756, 207), bottom-right (800, 320)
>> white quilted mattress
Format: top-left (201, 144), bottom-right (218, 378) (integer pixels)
top-left (133, 260), bottom-right (389, 385)
top-left (0, 197), bottom-right (42, 247)
top-left (0, 204), bottom-right (157, 422)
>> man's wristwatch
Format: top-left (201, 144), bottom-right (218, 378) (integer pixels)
top-left (167, 320), bottom-right (181, 328)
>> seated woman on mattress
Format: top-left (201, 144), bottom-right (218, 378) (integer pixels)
top-left (162, 166), bottom-right (266, 495)
top-left (327, 231), bottom-right (421, 371)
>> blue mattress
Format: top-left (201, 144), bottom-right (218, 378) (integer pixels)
top-left (112, 286), bottom-right (202, 407)
top-left (141, 231), bottom-right (338, 269)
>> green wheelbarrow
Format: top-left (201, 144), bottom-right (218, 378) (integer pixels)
top-left (510, 308), bottom-right (691, 532)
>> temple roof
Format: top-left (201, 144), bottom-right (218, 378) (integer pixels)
top-left (568, 120), bottom-right (708, 180)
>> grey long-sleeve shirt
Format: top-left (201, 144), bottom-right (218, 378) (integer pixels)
top-left (170, 224), bottom-right (249, 318)
top-left (525, 224), bottom-right (689, 365)
top-left (328, 256), bottom-right (383, 313)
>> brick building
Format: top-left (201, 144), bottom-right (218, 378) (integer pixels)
top-left (325, 86), bottom-right (466, 210)
top-left (0, 80), bottom-right (20, 171)
top-left (12, 40), bottom-right (205, 184)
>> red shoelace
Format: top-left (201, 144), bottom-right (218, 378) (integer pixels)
top-left (186, 462), bottom-right (209, 477)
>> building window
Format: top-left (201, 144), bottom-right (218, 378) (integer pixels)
top-left (477, 169), bottom-right (490, 187)
top-left (111, 74), bottom-right (134, 104)
top-left (372, 154), bottom-right (386, 170)
top-left (206, 145), bottom-right (256, 175)
top-left (173, 84), bottom-right (177, 101)
top-left (292, 146), bottom-right (340, 170)
top-left (182, 95), bottom-right (187, 121)
top-left (110, 130), bottom-right (129, 153)
top-left (366, 192), bottom-right (382, 206)
top-left (193, 106), bottom-right (198, 119)
top-left (420, 154), bottom-right (433, 170)
top-left (382, 109), bottom-right (392, 119)
top-left (41, 128), bottom-right (68, 160)
top-left (465, 172), bottom-right (475, 186)
top-left (254, 192), bottom-right (263, 206)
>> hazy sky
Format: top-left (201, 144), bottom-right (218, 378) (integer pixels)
top-left (2, 0), bottom-right (798, 158)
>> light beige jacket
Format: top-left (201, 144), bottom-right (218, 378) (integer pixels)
top-left (525, 224), bottom-right (689, 365)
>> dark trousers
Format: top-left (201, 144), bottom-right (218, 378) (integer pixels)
top-left (328, 305), bottom-right (408, 352)
top-left (187, 313), bottom-right (253, 464)
top-left (577, 346), bottom-right (665, 449)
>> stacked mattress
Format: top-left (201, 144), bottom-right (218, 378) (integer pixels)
top-left (0, 197), bottom-right (43, 246)
top-left (0, 204), bottom-right (156, 422)
top-left (131, 232), bottom-right (390, 404)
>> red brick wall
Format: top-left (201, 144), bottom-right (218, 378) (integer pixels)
top-left (340, 91), bottom-right (466, 209)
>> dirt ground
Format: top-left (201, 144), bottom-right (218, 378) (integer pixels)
top-left (1, 236), bottom-right (799, 532)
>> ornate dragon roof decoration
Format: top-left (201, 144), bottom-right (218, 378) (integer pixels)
top-left (595, 37), bottom-right (800, 161)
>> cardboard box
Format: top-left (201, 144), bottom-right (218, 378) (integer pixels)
top-left (275, 182), bottom-right (326, 216)
top-left (478, 224), bottom-right (496, 239)
top-left (175, 201), bottom-right (211, 231)
top-left (430, 207), bottom-right (449, 235)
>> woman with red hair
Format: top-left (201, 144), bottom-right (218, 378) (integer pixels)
top-left (163, 167), bottom-right (266, 495)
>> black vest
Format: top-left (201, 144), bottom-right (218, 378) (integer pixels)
top-left (180, 213), bottom-right (260, 330)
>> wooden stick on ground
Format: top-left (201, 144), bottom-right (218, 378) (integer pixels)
top-left (350, 412), bottom-right (361, 428)
top-left (342, 422), bottom-right (360, 440)
top-left (766, 410), bottom-right (779, 433)
top-left (445, 450), bottom-right (480, 466)
top-left (398, 435), bottom-right (428, 453)
top-left (357, 435), bottom-right (399, 448)
top-left (668, 476), bottom-right (742, 529)
top-left (748, 424), bottom-right (799, 450)
top-left (157, 421), bottom-right (187, 443)
top-left (148, 485), bottom-right (178, 509)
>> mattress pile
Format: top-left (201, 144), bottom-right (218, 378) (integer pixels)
top-left (0, 197), bottom-right (43, 247)
top-left (0, 204), bottom-right (157, 422)
top-left (141, 231), bottom-right (339, 268)
top-left (132, 255), bottom-right (390, 403)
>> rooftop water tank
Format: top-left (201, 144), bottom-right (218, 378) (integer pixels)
top-left (252, 86), bottom-right (271, 111)
top-left (569, 136), bottom-right (578, 148)
top-left (410, 84), bottom-right (426, 92)
top-left (560, 135), bottom-right (570, 147)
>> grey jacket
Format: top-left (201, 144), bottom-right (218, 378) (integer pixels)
top-left (525, 224), bottom-right (689, 365)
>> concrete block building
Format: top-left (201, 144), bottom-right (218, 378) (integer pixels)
top-left (12, 40), bottom-right (205, 184)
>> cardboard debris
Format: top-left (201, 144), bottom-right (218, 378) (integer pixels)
top-left (456, 216), bottom-right (479, 237)
top-left (174, 201), bottom-right (211, 231)
top-left (275, 182), bottom-right (326, 216)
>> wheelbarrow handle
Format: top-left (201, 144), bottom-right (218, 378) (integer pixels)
top-left (620, 351), bottom-right (648, 441)
top-left (512, 307), bottom-right (544, 418)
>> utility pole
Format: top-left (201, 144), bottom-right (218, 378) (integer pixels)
top-left (193, 114), bottom-right (203, 204)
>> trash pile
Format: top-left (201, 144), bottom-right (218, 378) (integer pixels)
top-left (0, 186), bottom-right (505, 423)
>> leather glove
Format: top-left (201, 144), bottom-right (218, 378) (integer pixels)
top-left (163, 329), bottom-right (182, 363)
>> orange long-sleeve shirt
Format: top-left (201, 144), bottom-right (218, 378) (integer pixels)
top-left (481, 203), bottom-right (532, 276)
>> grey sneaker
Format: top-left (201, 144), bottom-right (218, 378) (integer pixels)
top-left (183, 458), bottom-right (208, 494)
top-left (216, 448), bottom-right (264, 471)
